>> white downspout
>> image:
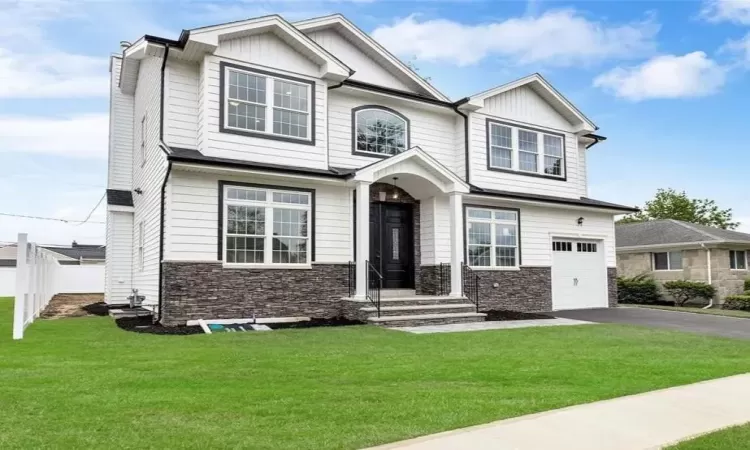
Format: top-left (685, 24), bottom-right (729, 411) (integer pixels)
top-left (702, 244), bottom-right (714, 309)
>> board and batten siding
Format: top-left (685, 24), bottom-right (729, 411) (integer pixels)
top-left (164, 59), bottom-right (200, 149)
top-left (104, 210), bottom-right (133, 304)
top-left (164, 170), bottom-right (352, 264)
top-left (198, 54), bottom-right (329, 170)
top-left (108, 56), bottom-right (134, 190)
top-left (305, 29), bottom-right (415, 92)
top-left (328, 90), bottom-right (460, 173)
top-left (131, 56), bottom-right (169, 306)
top-left (216, 33), bottom-right (320, 78)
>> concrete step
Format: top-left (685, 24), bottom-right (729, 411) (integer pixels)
top-left (367, 312), bottom-right (487, 327)
top-left (380, 289), bottom-right (417, 298)
top-left (376, 296), bottom-right (471, 307)
top-left (361, 303), bottom-right (477, 316)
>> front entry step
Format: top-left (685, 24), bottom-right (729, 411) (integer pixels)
top-left (361, 303), bottom-right (477, 317)
top-left (368, 312), bottom-right (487, 327)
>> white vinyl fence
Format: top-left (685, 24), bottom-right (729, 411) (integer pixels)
top-left (12, 233), bottom-right (105, 340)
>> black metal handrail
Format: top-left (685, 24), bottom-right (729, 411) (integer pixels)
top-left (462, 263), bottom-right (480, 313)
top-left (437, 262), bottom-right (450, 296)
top-left (366, 260), bottom-right (383, 317)
top-left (347, 261), bottom-right (355, 297)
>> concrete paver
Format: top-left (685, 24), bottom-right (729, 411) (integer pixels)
top-left (390, 318), bottom-right (592, 334)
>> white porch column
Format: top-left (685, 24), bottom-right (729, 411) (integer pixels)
top-left (449, 192), bottom-right (464, 297)
top-left (355, 181), bottom-right (371, 298)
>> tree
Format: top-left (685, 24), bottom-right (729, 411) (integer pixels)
top-left (617, 188), bottom-right (739, 230)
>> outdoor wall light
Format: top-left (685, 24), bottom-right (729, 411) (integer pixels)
top-left (577, 217), bottom-right (584, 226)
top-left (392, 177), bottom-right (399, 200)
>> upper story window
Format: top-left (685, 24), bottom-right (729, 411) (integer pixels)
top-left (222, 183), bottom-right (313, 266)
top-left (220, 62), bottom-right (314, 146)
top-left (352, 106), bottom-right (410, 158)
top-left (466, 207), bottom-right (519, 269)
top-left (487, 119), bottom-right (565, 180)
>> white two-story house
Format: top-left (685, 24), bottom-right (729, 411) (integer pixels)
top-left (104, 14), bottom-right (637, 326)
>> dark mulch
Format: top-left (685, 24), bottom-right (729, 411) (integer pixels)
top-left (115, 316), bottom-right (203, 335)
top-left (484, 309), bottom-right (555, 321)
top-left (267, 317), bottom-right (365, 329)
top-left (81, 302), bottom-right (110, 316)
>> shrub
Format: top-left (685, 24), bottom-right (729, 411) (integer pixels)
top-left (617, 274), bottom-right (661, 304)
top-left (662, 281), bottom-right (716, 307)
top-left (745, 278), bottom-right (750, 292)
top-left (723, 295), bottom-right (750, 311)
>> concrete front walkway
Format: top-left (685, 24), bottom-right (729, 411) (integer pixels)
top-left (390, 318), bottom-right (591, 334)
top-left (368, 374), bottom-right (750, 450)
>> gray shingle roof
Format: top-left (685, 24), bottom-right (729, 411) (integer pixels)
top-left (616, 220), bottom-right (750, 248)
top-left (470, 186), bottom-right (638, 212)
top-left (43, 244), bottom-right (106, 260)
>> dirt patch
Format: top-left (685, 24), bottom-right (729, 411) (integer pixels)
top-left (40, 293), bottom-right (106, 319)
top-left (484, 310), bottom-right (555, 321)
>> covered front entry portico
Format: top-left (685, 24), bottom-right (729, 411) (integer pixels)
top-left (350, 147), bottom-right (470, 299)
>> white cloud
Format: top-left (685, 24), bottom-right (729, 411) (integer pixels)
top-left (701, 0), bottom-right (750, 24)
top-left (0, 0), bottom-right (109, 98)
top-left (370, 10), bottom-right (659, 66)
top-left (0, 114), bottom-right (109, 158)
top-left (593, 52), bottom-right (727, 101)
top-left (721, 31), bottom-right (750, 65)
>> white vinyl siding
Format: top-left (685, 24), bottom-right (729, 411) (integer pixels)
top-left (328, 90), bottom-right (460, 172)
top-left (199, 55), bottom-right (328, 170)
top-left (107, 56), bottom-right (133, 190)
top-left (104, 210), bottom-right (133, 305)
top-left (164, 170), bottom-right (351, 264)
top-left (131, 56), bottom-right (169, 306)
top-left (164, 59), bottom-right (200, 149)
top-left (216, 32), bottom-right (320, 77)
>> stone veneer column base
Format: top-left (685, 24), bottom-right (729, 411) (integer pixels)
top-left (417, 264), bottom-right (451, 295)
top-left (473, 267), bottom-right (553, 312)
top-left (608, 267), bottom-right (618, 307)
top-left (160, 262), bottom-right (350, 326)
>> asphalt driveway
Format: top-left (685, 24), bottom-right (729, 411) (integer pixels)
top-left (553, 307), bottom-right (750, 340)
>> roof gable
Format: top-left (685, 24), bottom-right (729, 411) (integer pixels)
top-left (294, 14), bottom-right (450, 102)
top-left (461, 73), bottom-right (597, 132)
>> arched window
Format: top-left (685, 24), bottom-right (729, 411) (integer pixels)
top-left (353, 106), bottom-right (410, 157)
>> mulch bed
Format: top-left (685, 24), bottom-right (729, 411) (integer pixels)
top-left (266, 317), bottom-right (364, 329)
top-left (115, 316), bottom-right (364, 335)
top-left (484, 309), bottom-right (555, 321)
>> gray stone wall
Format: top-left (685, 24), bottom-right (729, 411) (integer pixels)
top-left (474, 267), bottom-right (553, 312)
top-left (710, 248), bottom-right (749, 301)
top-left (160, 262), bottom-right (349, 326)
top-left (608, 267), bottom-right (618, 307)
top-left (417, 264), bottom-right (451, 295)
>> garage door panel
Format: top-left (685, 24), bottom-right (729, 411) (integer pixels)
top-left (552, 239), bottom-right (607, 310)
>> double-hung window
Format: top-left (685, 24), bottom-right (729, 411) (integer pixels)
top-left (730, 250), bottom-right (747, 270)
top-left (223, 184), bottom-right (312, 266)
top-left (222, 63), bottom-right (313, 144)
top-left (466, 207), bottom-right (519, 268)
top-left (653, 251), bottom-right (682, 271)
top-left (487, 120), bottom-right (565, 179)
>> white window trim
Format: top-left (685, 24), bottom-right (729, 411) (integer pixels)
top-left (138, 221), bottom-right (144, 271)
top-left (729, 250), bottom-right (748, 271)
top-left (465, 207), bottom-right (520, 270)
top-left (353, 107), bottom-right (410, 157)
top-left (222, 185), bottom-right (312, 268)
top-left (652, 251), bottom-right (683, 271)
top-left (487, 121), bottom-right (565, 179)
top-left (222, 65), bottom-right (313, 142)
top-left (140, 114), bottom-right (147, 167)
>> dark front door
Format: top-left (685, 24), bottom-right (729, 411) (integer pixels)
top-left (370, 203), bottom-right (413, 289)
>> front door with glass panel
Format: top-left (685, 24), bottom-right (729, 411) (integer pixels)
top-left (369, 203), bottom-right (413, 289)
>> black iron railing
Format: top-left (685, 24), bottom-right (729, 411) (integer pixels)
top-left (462, 263), bottom-right (480, 313)
top-left (437, 262), bottom-right (450, 296)
top-left (366, 260), bottom-right (383, 317)
top-left (348, 261), bottom-right (355, 297)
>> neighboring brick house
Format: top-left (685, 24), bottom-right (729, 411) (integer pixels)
top-left (616, 220), bottom-right (750, 303)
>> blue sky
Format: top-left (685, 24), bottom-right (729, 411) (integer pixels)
top-left (2, 0), bottom-right (750, 245)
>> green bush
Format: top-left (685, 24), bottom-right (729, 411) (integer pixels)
top-left (723, 295), bottom-right (750, 311)
top-left (617, 274), bottom-right (661, 304)
top-left (744, 278), bottom-right (750, 292)
top-left (662, 281), bottom-right (716, 307)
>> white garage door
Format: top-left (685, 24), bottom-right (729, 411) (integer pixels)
top-left (551, 239), bottom-right (608, 310)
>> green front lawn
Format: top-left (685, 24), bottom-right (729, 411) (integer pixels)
top-left (634, 304), bottom-right (750, 319)
top-left (1, 298), bottom-right (750, 449)
top-left (669, 423), bottom-right (750, 449)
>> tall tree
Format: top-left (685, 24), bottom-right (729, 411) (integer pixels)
top-left (617, 188), bottom-right (739, 230)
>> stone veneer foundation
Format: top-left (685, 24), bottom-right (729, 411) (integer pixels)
top-left (160, 262), bottom-right (349, 326)
top-left (608, 267), bottom-right (618, 307)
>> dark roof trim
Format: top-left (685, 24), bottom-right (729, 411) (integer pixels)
top-left (583, 133), bottom-right (607, 149)
top-left (167, 148), bottom-right (350, 179)
top-left (469, 186), bottom-right (639, 212)
top-left (342, 80), bottom-right (467, 108)
top-left (106, 189), bottom-right (134, 207)
top-left (144, 34), bottom-right (186, 48)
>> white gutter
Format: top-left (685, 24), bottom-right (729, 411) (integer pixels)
top-left (702, 244), bottom-right (714, 309)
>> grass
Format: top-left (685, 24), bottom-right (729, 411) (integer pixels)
top-left (1, 298), bottom-right (750, 449)
top-left (669, 423), bottom-right (750, 449)
top-left (633, 304), bottom-right (750, 319)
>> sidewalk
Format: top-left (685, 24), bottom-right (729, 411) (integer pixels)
top-left (368, 374), bottom-right (750, 450)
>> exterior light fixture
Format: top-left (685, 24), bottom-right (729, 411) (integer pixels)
top-left (392, 177), bottom-right (399, 200)
top-left (577, 217), bottom-right (584, 226)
